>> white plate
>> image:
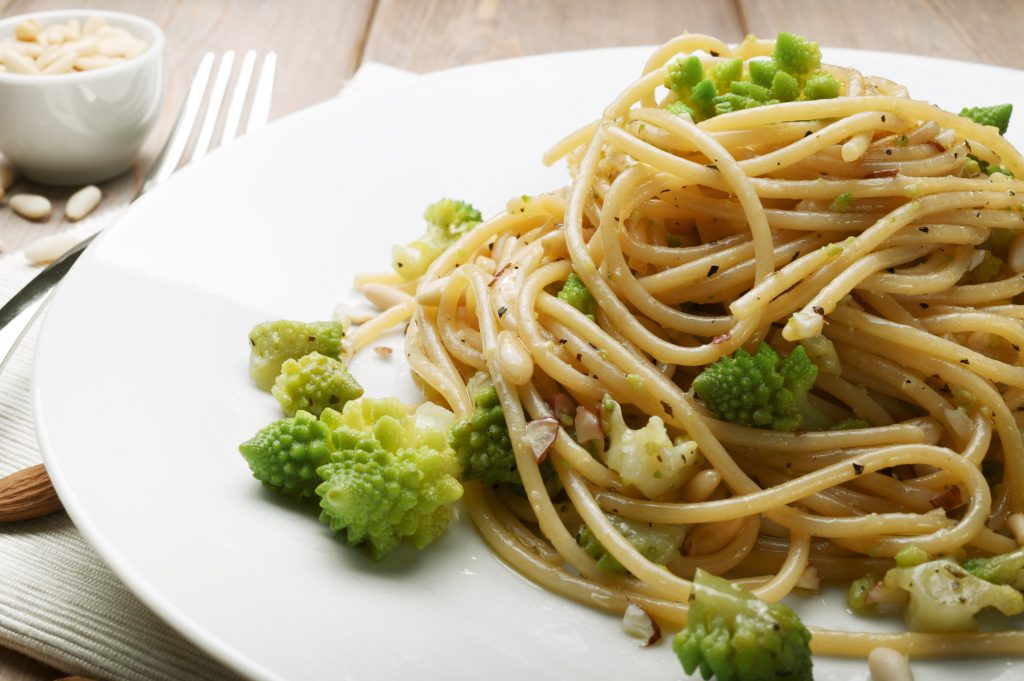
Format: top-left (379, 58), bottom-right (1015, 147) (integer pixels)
top-left (34, 46), bottom-right (1024, 681)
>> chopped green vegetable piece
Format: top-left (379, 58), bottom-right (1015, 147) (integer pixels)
top-left (666, 100), bottom-right (695, 119)
top-left (690, 78), bottom-right (719, 119)
top-left (773, 32), bottom-right (822, 76)
top-left (248, 320), bottom-right (346, 391)
top-left (830, 418), bottom-right (870, 431)
top-left (748, 59), bottom-right (778, 88)
top-left (771, 71), bottom-right (800, 102)
top-left (673, 569), bottom-right (813, 681)
top-left (960, 104), bottom-right (1013, 135)
top-left (884, 558), bottom-right (1024, 632)
top-left (730, 80), bottom-right (771, 102)
top-left (829, 192), bottom-right (852, 212)
top-left (847, 575), bottom-right (880, 614)
top-left (712, 58), bottom-right (743, 91)
top-left (967, 249), bottom-right (1004, 284)
top-left (557, 272), bottom-right (597, 320)
top-left (392, 198), bottom-right (482, 280)
top-left (272, 351), bottom-right (363, 417)
top-left (576, 513), bottom-right (686, 573)
top-left (239, 410), bottom-right (333, 499)
top-left (803, 72), bottom-right (840, 100)
top-left (964, 547), bottom-right (1024, 590)
top-left (449, 384), bottom-right (518, 487)
top-left (894, 545), bottom-right (930, 568)
top-left (667, 55), bottom-right (704, 94)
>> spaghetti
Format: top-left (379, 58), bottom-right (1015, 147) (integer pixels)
top-left (359, 33), bottom-right (1024, 660)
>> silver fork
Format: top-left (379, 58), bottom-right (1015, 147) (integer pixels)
top-left (0, 50), bottom-right (277, 379)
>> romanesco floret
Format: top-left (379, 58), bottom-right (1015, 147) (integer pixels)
top-left (960, 104), bottom-right (1013, 135)
top-left (772, 32), bottom-right (822, 77)
top-left (600, 395), bottom-right (701, 499)
top-left (692, 343), bottom-right (830, 432)
top-left (239, 410), bottom-right (332, 499)
top-left (748, 59), bottom-right (778, 88)
top-left (576, 513), bottom-right (685, 573)
top-left (667, 55), bottom-right (704, 95)
top-left (449, 384), bottom-right (519, 487)
top-left (667, 100), bottom-right (695, 119)
top-left (964, 547), bottom-right (1024, 590)
top-left (771, 70), bottom-right (800, 102)
top-left (392, 198), bottom-right (482, 280)
top-left (248, 320), bottom-right (345, 391)
top-left (883, 557), bottom-right (1024, 632)
top-left (673, 569), bottom-right (813, 681)
top-left (315, 397), bottom-right (462, 559)
top-left (967, 249), bottom-right (1005, 284)
top-left (272, 351), bottom-right (363, 417)
top-left (803, 72), bottom-right (840, 100)
top-left (556, 272), bottom-right (597, 320)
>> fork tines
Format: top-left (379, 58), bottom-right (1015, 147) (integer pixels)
top-left (143, 50), bottom-right (277, 194)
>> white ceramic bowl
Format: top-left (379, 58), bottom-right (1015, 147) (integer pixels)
top-left (0, 10), bottom-right (164, 186)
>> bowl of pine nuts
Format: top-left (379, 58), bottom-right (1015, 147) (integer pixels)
top-left (0, 11), bottom-right (164, 186)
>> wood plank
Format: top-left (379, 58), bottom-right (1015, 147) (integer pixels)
top-left (0, 0), bottom-right (374, 253)
top-left (364, 0), bottom-right (745, 72)
top-left (737, 0), bottom-right (1024, 69)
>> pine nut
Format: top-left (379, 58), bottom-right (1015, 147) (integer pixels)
top-left (868, 647), bottom-right (913, 681)
top-left (75, 55), bottom-right (113, 71)
top-left (1, 50), bottom-right (39, 74)
top-left (681, 469), bottom-right (721, 502)
top-left (1008, 234), bottom-right (1024, 274)
top-left (497, 330), bottom-right (534, 385)
top-left (362, 283), bottom-right (412, 311)
top-left (24, 232), bottom-right (81, 266)
top-left (83, 16), bottom-right (105, 36)
top-left (65, 185), bottom-right (102, 221)
top-left (41, 51), bottom-right (78, 75)
top-left (5, 16), bottom-right (145, 75)
top-left (0, 165), bottom-right (15, 191)
top-left (1007, 513), bottom-right (1024, 546)
top-left (9, 194), bottom-right (51, 221)
top-left (14, 18), bottom-right (41, 42)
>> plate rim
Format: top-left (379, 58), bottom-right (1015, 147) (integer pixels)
top-left (33, 44), bottom-right (1024, 681)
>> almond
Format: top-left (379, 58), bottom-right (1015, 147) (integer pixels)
top-left (0, 464), bottom-right (63, 521)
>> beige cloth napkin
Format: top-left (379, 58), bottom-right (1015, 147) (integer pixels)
top-left (0, 61), bottom-right (413, 681)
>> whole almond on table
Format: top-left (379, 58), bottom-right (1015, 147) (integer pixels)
top-left (0, 464), bottom-right (63, 521)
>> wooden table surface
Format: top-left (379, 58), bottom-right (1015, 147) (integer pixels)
top-left (0, 0), bottom-right (1019, 678)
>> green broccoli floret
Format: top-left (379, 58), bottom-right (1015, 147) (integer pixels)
top-left (773, 32), bottom-right (822, 77)
top-left (748, 59), bottom-right (778, 89)
top-left (884, 557), bottom-right (1024, 632)
top-left (449, 384), bottom-right (519, 487)
top-left (803, 72), bottom-right (840, 100)
top-left (964, 547), bottom-right (1024, 590)
top-left (271, 351), bottom-right (363, 417)
top-left (556, 272), bottom-right (598, 320)
top-left (239, 410), bottom-right (333, 499)
top-left (600, 395), bottom-right (701, 499)
top-left (392, 198), bottom-right (482, 281)
top-left (960, 104), bottom-right (1013, 135)
top-left (248, 320), bottom-right (346, 391)
top-left (673, 569), bottom-right (813, 681)
top-left (576, 513), bottom-right (686, 573)
top-left (315, 397), bottom-right (462, 559)
top-left (667, 55), bottom-right (704, 95)
top-left (692, 343), bottom-right (829, 431)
